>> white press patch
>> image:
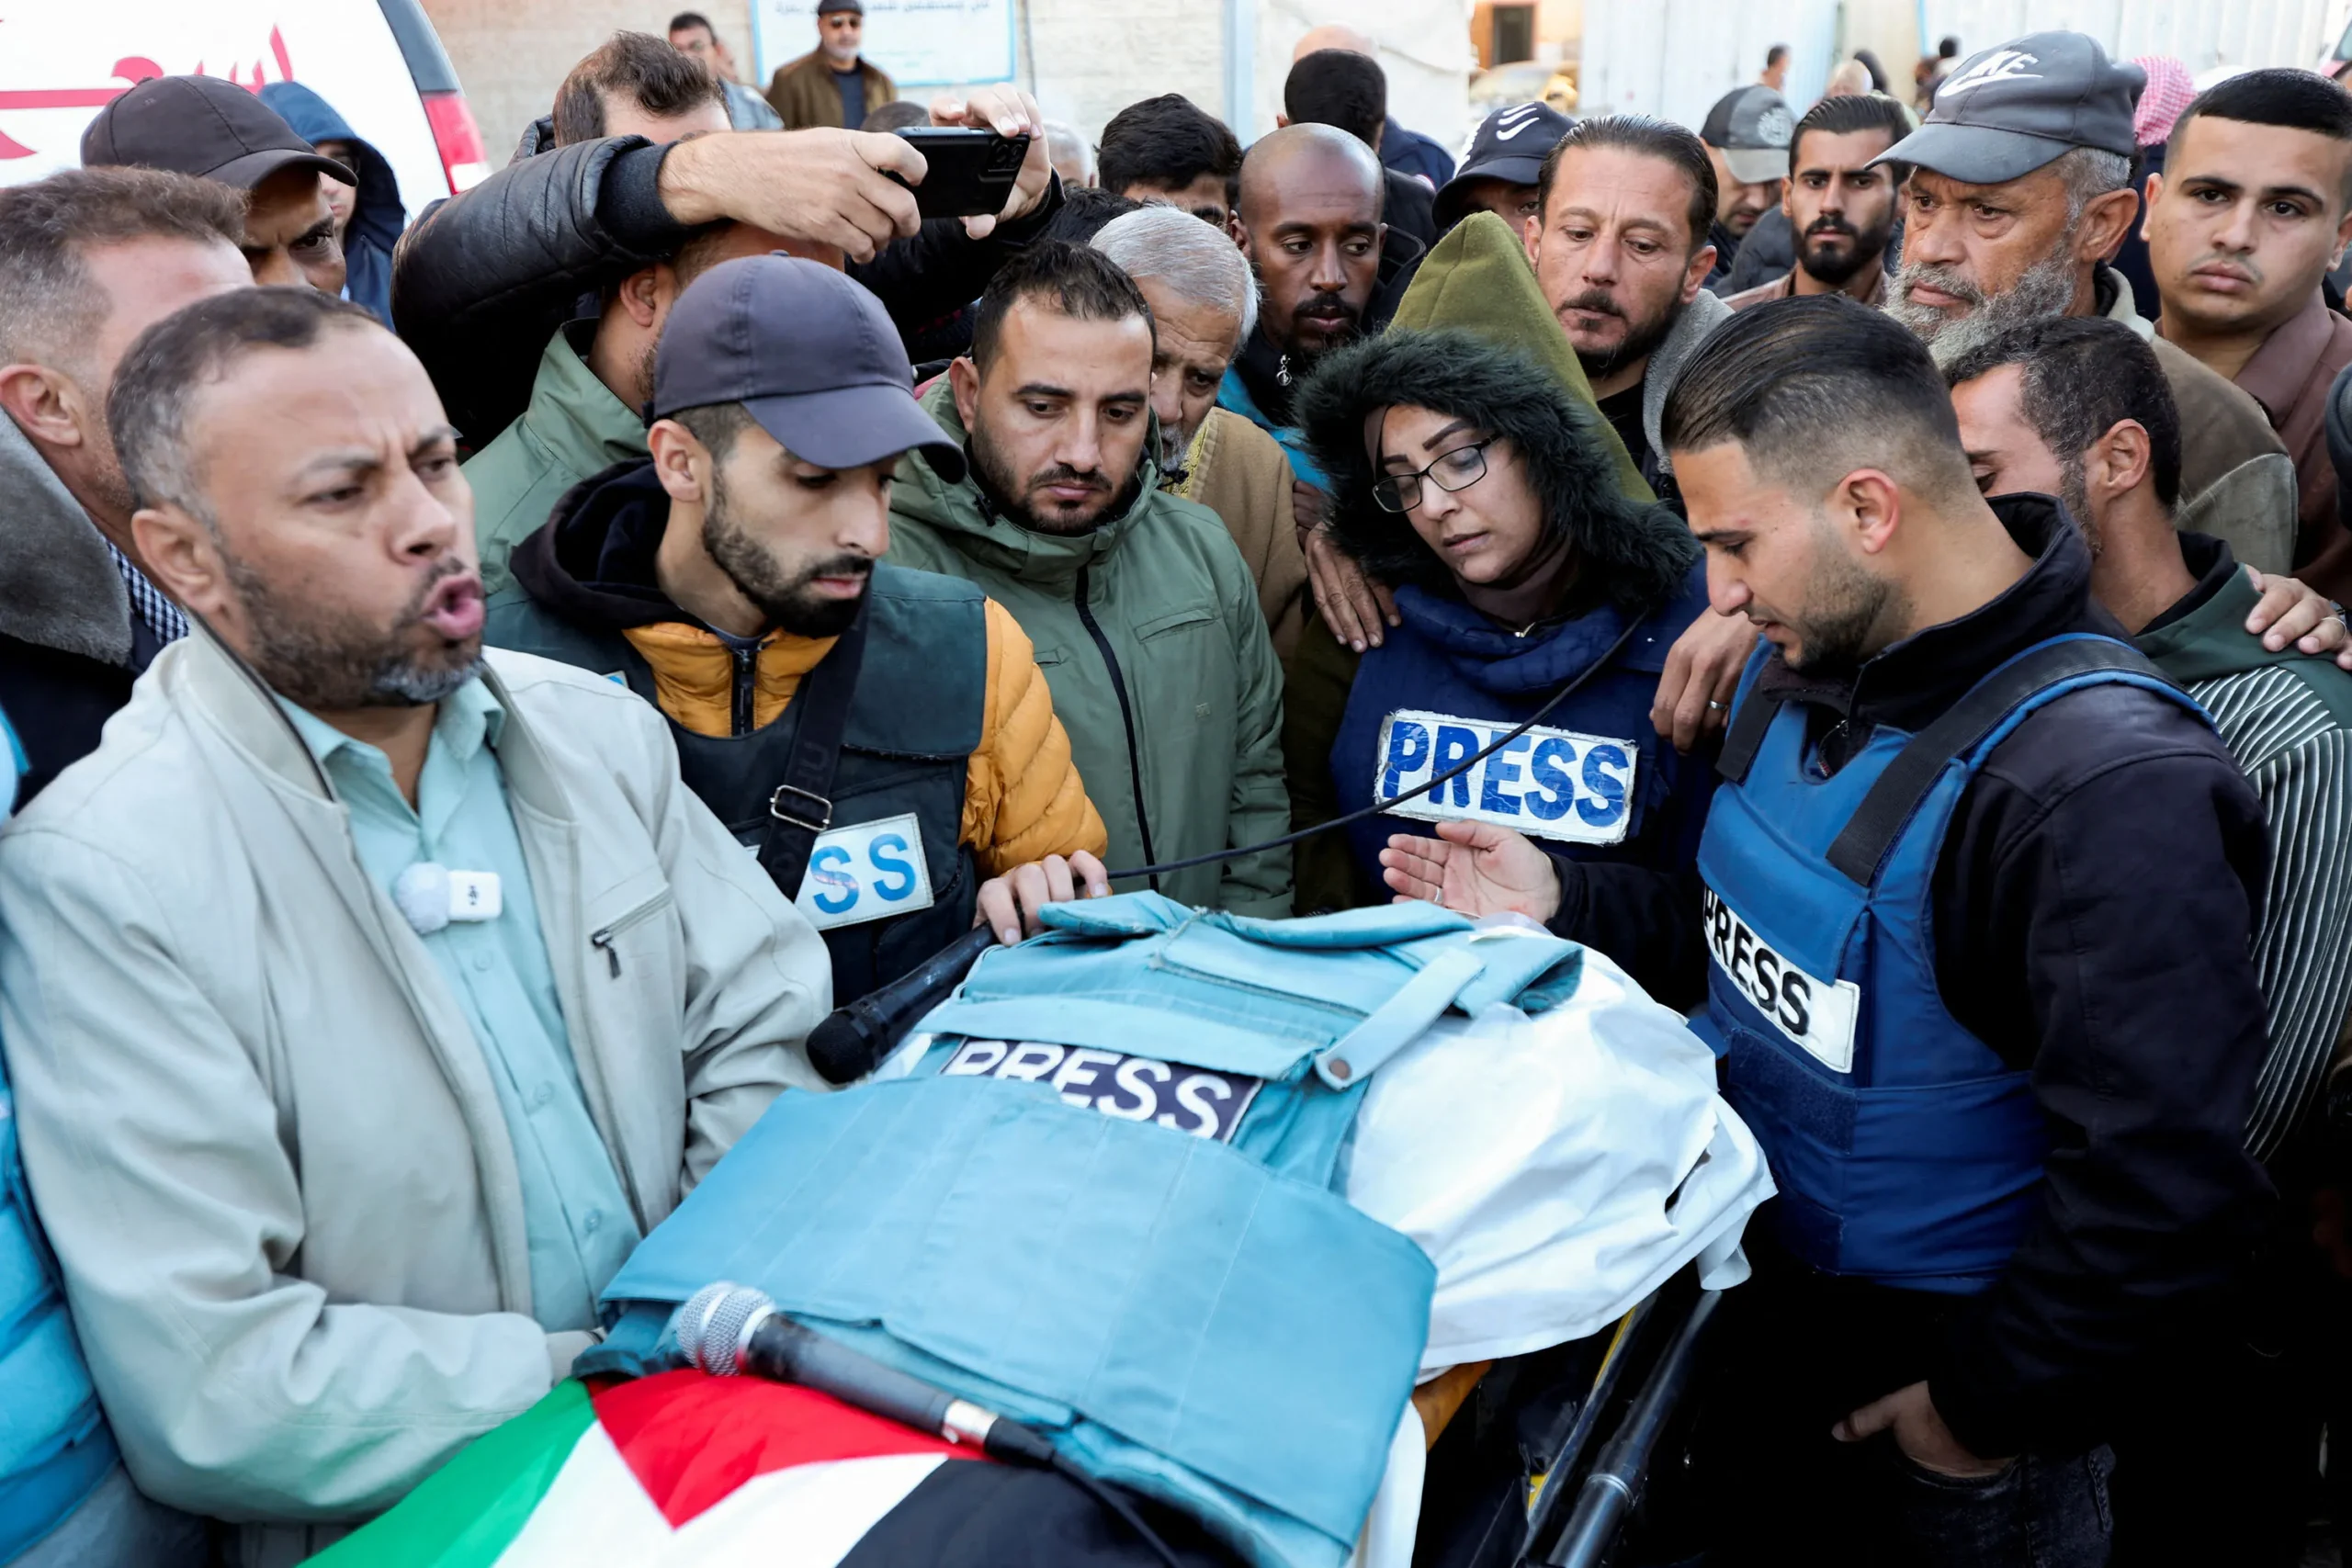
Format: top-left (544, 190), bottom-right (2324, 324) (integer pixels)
top-left (939, 1039), bottom-right (1263, 1142)
top-left (1374, 709), bottom-right (1637, 845)
top-left (1701, 883), bottom-right (1860, 1074)
top-left (794, 813), bottom-right (935, 931)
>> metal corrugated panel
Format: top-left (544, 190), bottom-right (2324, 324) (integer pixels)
top-left (1581, 0), bottom-right (1838, 127)
top-left (1923, 0), bottom-right (2337, 74)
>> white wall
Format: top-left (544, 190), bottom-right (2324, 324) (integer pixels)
top-left (1921, 0), bottom-right (2338, 76)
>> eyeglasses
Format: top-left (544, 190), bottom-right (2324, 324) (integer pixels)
top-left (1372, 439), bottom-right (1495, 513)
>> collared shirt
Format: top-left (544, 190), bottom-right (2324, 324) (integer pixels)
top-left (2231, 288), bottom-right (2352, 599)
top-left (1721, 265), bottom-right (1890, 314)
top-left (102, 538), bottom-right (187, 648)
top-left (277, 679), bottom-right (640, 1330)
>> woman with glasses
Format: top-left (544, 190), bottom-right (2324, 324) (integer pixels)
top-left (1284, 322), bottom-right (1720, 1006)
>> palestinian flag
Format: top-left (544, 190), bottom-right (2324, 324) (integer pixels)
top-left (314, 1371), bottom-right (1223, 1567)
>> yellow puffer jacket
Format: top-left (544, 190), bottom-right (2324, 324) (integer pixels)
top-left (620, 597), bottom-right (1106, 874)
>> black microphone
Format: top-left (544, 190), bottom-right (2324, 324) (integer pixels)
top-left (673, 1283), bottom-right (1189, 1567)
top-left (807, 924), bottom-right (997, 1085)
top-left (676, 1281), bottom-right (1055, 1463)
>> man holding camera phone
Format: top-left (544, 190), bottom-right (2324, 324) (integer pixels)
top-left (390, 39), bottom-right (1058, 462)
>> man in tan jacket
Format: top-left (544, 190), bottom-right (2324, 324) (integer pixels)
top-left (1090, 205), bottom-right (1310, 660)
top-left (764, 0), bottom-right (895, 130)
top-left (0, 287), bottom-right (830, 1560)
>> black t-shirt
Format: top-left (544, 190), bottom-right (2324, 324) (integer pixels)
top-left (1596, 383), bottom-right (1649, 477)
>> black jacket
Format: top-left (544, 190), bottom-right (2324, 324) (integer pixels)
top-left (390, 134), bottom-right (1065, 447)
top-left (0, 417), bottom-right (168, 805)
top-left (1739, 495), bottom-right (2274, 1456)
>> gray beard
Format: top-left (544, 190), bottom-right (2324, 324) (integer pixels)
top-left (1885, 243), bottom-right (2082, 368)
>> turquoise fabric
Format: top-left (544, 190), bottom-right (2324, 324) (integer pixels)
top-left (593, 894), bottom-right (1587, 1566)
top-left (0, 705), bottom-right (120, 1559)
top-left (277, 682), bottom-right (639, 1329)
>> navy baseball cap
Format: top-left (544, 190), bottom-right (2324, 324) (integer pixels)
top-left (1878, 32), bottom-right (2144, 185)
top-left (1435, 102), bottom-right (1574, 229)
top-left (651, 255), bottom-right (965, 480)
top-left (82, 74), bottom-right (352, 190)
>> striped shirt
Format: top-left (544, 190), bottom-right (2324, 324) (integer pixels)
top-left (2187, 665), bottom-right (2352, 1159)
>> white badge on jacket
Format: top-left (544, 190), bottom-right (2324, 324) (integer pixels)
top-left (1374, 708), bottom-right (1638, 845)
top-left (938, 1037), bottom-right (1264, 1142)
top-left (1700, 883), bottom-right (1860, 1073)
top-left (793, 812), bottom-right (935, 931)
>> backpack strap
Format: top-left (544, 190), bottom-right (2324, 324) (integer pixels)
top-left (1826, 637), bottom-right (2179, 886)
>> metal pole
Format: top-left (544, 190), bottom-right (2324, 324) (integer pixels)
top-left (1546, 1290), bottom-right (1724, 1568)
top-left (1224, 0), bottom-right (1258, 138)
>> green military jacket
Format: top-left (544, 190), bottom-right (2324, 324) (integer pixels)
top-left (887, 384), bottom-right (1291, 916)
top-left (463, 321), bottom-right (648, 595)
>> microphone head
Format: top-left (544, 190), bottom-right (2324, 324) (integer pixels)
top-left (675, 1281), bottom-right (773, 1376)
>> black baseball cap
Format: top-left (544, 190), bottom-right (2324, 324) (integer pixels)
top-left (1700, 85), bottom-right (1794, 183)
top-left (81, 75), bottom-right (352, 190)
top-left (652, 255), bottom-right (965, 480)
top-left (1435, 102), bottom-right (1574, 229)
top-left (817, 0), bottom-right (864, 13)
top-left (1878, 32), bottom-right (2144, 185)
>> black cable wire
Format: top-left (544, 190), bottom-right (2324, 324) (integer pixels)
top-left (1102, 611), bottom-right (1652, 882)
top-left (1048, 1450), bottom-right (1193, 1568)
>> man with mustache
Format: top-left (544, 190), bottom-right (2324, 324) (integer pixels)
top-left (1726, 93), bottom-right (1912, 311)
top-left (0, 288), bottom-right (834, 1555)
top-left (1876, 30), bottom-right (2290, 568)
top-left (1698, 85), bottom-right (1795, 288)
top-left (490, 256), bottom-right (1108, 1003)
top-left (2148, 69), bottom-right (2352, 601)
top-left (888, 242), bottom-right (1294, 915)
top-left (1526, 114), bottom-right (1734, 494)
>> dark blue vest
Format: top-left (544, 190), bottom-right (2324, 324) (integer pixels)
top-left (1694, 635), bottom-right (2204, 1292)
top-left (1329, 564), bottom-right (1713, 893)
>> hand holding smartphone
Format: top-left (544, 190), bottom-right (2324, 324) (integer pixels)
top-left (886, 128), bottom-right (1032, 220)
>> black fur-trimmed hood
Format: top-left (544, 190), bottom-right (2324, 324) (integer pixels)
top-left (1295, 327), bottom-right (1698, 613)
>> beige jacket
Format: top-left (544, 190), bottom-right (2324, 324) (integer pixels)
top-left (0, 634), bottom-right (830, 1564)
top-left (1167, 407), bottom-right (1310, 661)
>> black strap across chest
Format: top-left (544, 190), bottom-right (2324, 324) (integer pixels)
top-left (1718, 637), bottom-right (2176, 888)
top-left (754, 598), bottom-right (871, 897)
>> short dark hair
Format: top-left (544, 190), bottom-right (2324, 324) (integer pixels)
top-left (1661, 294), bottom-right (1975, 503)
top-left (1098, 95), bottom-right (1243, 197)
top-left (1538, 115), bottom-right (1717, 253)
top-left (552, 31), bottom-right (724, 146)
top-left (1285, 49), bottom-right (1386, 148)
top-left (863, 100), bottom-right (930, 134)
top-left (0, 167), bottom-right (245, 369)
top-left (1042, 186), bottom-right (1144, 246)
top-left (670, 400), bottom-right (756, 460)
top-left (967, 240), bottom-right (1153, 371)
top-left (1940, 315), bottom-right (2182, 510)
top-left (666, 10), bottom-right (715, 36)
top-left (1938, 36), bottom-right (1961, 58)
top-left (2171, 67), bottom-right (2352, 208)
top-left (107, 287), bottom-right (379, 524)
top-left (1766, 44), bottom-right (1789, 67)
top-left (1790, 92), bottom-right (1915, 178)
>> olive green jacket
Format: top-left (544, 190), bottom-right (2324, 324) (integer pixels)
top-left (463, 321), bottom-right (647, 596)
top-left (887, 385), bottom-right (1291, 915)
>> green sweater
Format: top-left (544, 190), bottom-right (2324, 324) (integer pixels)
top-left (463, 321), bottom-right (648, 596)
top-left (2136, 538), bottom-right (2352, 1158)
top-left (887, 385), bottom-right (1291, 916)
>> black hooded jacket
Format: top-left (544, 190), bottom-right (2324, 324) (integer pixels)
top-left (1229, 226), bottom-right (1426, 430)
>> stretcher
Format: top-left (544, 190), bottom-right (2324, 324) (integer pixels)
top-left (820, 923), bottom-right (1737, 1568)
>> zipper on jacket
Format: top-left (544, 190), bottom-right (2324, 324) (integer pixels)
top-left (1074, 567), bottom-right (1159, 890)
top-left (589, 890), bottom-right (675, 977)
top-left (729, 641), bottom-right (758, 738)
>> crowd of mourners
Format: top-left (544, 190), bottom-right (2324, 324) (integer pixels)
top-left (6, 7), bottom-right (2352, 1565)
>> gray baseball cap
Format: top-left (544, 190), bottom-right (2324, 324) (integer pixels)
top-left (651, 255), bottom-right (965, 481)
top-left (1877, 32), bottom-right (2145, 186)
top-left (1700, 85), bottom-right (1793, 184)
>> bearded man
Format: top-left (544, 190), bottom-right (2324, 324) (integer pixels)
top-left (490, 255), bottom-right (1110, 1002)
top-left (888, 241), bottom-right (1294, 915)
top-left (1875, 29), bottom-right (2290, 564)
top-left (0, 286), bottom-right (835, 1560)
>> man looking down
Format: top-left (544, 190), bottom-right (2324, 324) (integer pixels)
top-left (0, 289), bottom-right (830, 1560)
top-left (489, 256), bottom-right (1107, 999)
top-left (888, 242), bottom-right (1292, 915)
